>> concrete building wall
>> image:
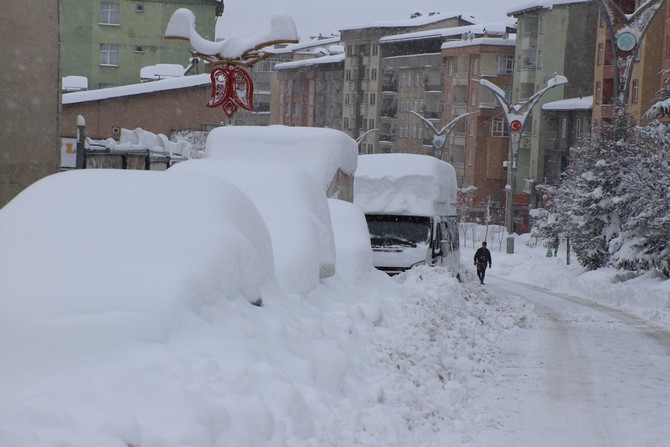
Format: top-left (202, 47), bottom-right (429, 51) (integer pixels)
top-left (0, 0), bottom-right (61, 207)
top-left (61, 0), bottom-right (217, 89)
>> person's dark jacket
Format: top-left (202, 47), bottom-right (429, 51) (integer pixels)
top-left (474, 247), bottom-right (492, 267)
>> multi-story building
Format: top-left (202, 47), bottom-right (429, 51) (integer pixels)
top-left (275, 51), bottom-right (345, 129)
top-left (61, 0), bottom-right (219, 89)
top-left (340, 12), bottom-right (480, 154)
top-left (508, 0), bottom-right (598, 208)
top-left (442, 32), bottom-right (517, 222)
top-left (540, 95), bottom-right (593, 188)
top-left (592, 0), bottom-right (665, 131)
top-left (0, 0), bottom-right (60, 207)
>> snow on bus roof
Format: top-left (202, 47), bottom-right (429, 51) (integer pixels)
top-left (354, 153), bottom-right (457, 216)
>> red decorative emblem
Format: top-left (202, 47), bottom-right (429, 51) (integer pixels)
top-left (207, 66), bottom-right (254, 117)
top-left (510, 119), bottom-right (522, 133)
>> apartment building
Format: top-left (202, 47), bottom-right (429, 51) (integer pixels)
top-left (340, 12), bottom-right (480, 154)
top-left (592, 0), bottom-right (665, 131)
top-left (442, 32), bottom-right (517, 221)
top-left (275, 52), bottom-right (345, 129)
top-left (508, 0), bottom-right (598, 206)
top-left (61, 0), bottom-right (218, 89)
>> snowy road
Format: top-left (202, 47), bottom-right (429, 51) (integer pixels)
top-left (470, 274), bottom-right (670, 447)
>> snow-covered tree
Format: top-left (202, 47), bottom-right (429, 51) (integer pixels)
top-left (537, 120), bottom-right (670, 272)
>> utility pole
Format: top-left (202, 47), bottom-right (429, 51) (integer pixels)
top-left (473, 74), bottom-right (568, 253)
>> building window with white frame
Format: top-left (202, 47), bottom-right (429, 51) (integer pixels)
top-left (631, 79), bottom-right (639, 103)
top-left (497, 55), bottom-right (514, 74)
top-left (100, 2), bottom-right (120, 25)
top-left (491, 117), bottom-right (509, 137)
top-left (575, 117), bottom-right (582, 138)
top-left (99, 43), bottom-right (119, 66)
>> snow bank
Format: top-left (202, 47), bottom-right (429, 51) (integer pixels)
top-left (169, 158), bottom-right (336, 296)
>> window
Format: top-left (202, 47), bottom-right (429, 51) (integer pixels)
top-left (467, 149), bottom-right (473, 166)
top-left (473, 58), bottom-right (478, 75)
top-left (536, 50), bottom-right (543, 68)
top-left (100, 2), bottom-right (120, 25)
top-left (471, 89), bottom-right (477, 106)
top-left (491, 117), bottom-right (508, 137)
top-left (135, 3), bottom-right (144, 12)
top-left (371, 68), bottom-right (377, 80)
top-left (631, 79), bottom-right (639, 103)
top-left (370, 93), bottom-right (376, 105)
top-left (560, 117), bottom-right (567, 138)
top-left (575, 117), bottom-right (582, 139)
top-left (595, 82), bottom-right (602, 104)
top-left (469, 122), bottom-right (475, 137)
top-left (134, 45), bottom-right (144, 53)
top-left (497, 55), bottom-right (514, 74)
top-left (539, 15), bottom-right (545, 34)
top-left (372, 44), bottom-right (378, 56)
top-left (597, 43), bottom-right (604, 65)
top-left (99, 43), bottom-right (119, 66)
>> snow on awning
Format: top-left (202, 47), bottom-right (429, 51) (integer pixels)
top-left (542, 95), bottom-right (593, 111)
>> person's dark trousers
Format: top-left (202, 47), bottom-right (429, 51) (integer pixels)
top-left (477, 263), bottom-right (487, 284)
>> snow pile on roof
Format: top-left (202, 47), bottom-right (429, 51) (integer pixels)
top-left (62, 74), bottom-right (211, 104)
top-left (340, 11), bottom-right (480, 31)
top-left (380, 21), bottom-right (514, 44)
top-left (140, 64), bottom-right (185, 81)
top-left (354, 153), bottom-right (458, 216)
top-left (507, 0), bottom-right (592, 16)
top-left (442, 35), bottom-right (516, 50)
top-left (204, 125), bottom-right (358, 192)
top-left (275, 52), bottom-right (344, 70)
top-left (542, 95), bottom-right (593, 111)
top-left (62, 75), bottom-right (88, 92)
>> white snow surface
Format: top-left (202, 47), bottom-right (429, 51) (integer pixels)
top-left (1, 137), bottom-right (669, 445)
top-left (354, 153), bottom-right (458, 216)
top-left (204, 125), bottom-right (359, 192)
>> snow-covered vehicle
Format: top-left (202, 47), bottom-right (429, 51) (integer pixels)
top-left (354, 153), bottom-right (460, 275)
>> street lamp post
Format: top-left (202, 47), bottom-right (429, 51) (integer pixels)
top-left (473, 73), bottom-right (568, 253)
top-left (410, 111), bottom-right (476, 160)
top-left (593, 0), bottom-right (666, 140)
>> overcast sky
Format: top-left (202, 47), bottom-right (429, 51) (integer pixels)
top-left (215, 0), bottom-right (513, 41)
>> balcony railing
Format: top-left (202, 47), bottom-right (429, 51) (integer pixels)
top-left (381, 82), bottom-right (398, 93)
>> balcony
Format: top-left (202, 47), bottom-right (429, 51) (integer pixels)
top-left (381, 82), bottom-right (398, 93)
top-left (424, 83), bottom-right (443, 93)
top-left (380, 108), bottom-right (397, 118)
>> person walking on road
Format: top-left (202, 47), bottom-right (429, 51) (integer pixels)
top-left (474, 241), bottom-right (492, 285)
